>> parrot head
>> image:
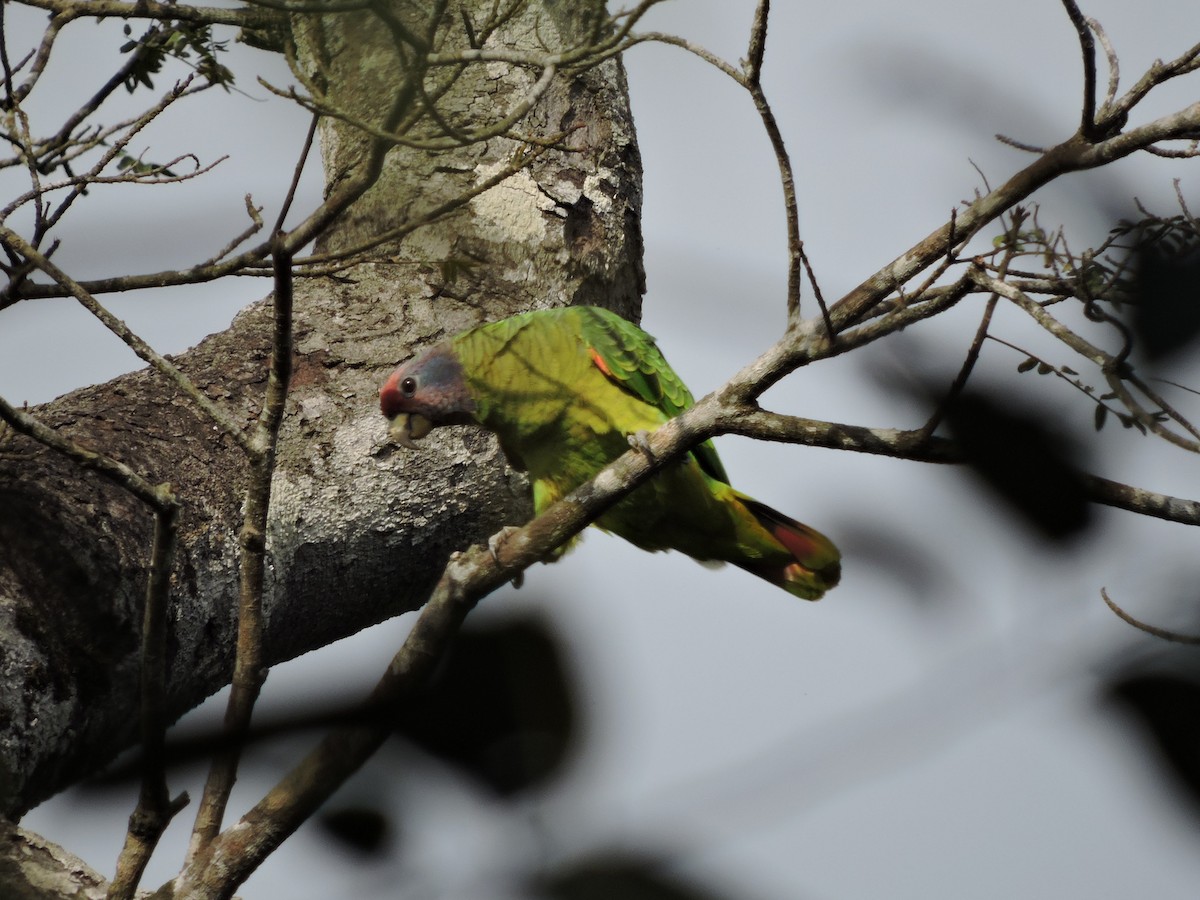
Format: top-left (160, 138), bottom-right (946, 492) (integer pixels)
top-left (380, 345), bottom-right (477, 448)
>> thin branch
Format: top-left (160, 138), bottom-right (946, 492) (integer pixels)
top-left (1107, 38), bottom-right (1200, 123)
top-left (833, 93), bottom-right (1200, 334)
top-left (201, 195), bottom-right (265, 266)
top-left (1127, 373), bottom-right (1200, 443)
top-left (1102, 372), bottom-right (1200, 454)
top-left (28, 42), bottom-right (150, 175)
top-left (1102, 588), bottom-right (1200, 644)
top-left (917, 213), bottom-right (1023, 438)
top-left (971, 269), bottom-right (1110, 366)
top-left (1087, 16), bottom-right (1119, 109)
top-left (0, 225), bottom-right (254, 454)
top-left (798, 241), bottom-right (834, 339)
top-left (12, 0), bottom-right (279, 31)
top-left (43, 76), bottom-right (214, 233)
top-left (266, 58), bottom-right (560, 152)
top-left (744, 0), bottom-right (769, 83)
top-left (715, 404), bottom-right (1200, 528)
top-left (287, 138), bottom-right (558, 268)
top-left (7, 9), bottom-right (67, 103)
top-left (1, 386), bottom-right (191, 900)
top-left (630, 32), bottom-right (743, 82)
top-left (272, 112), bottom-right (319, 234)
top-left (1059, 0), bottom-right (1100, 139)
top-left (188, 238), bottom-right (294, 856)
top-left (976, 269), bottom-right (1200, 453)
top-left (633, 10), bottom-right (820, 329)
top-left (1145, 140), bottom-right (1200, 159)
top-left (107, 499), bottom-right (189, 900)
top-left (0, 395), bottom-right (171, 509)
top-left (1, 152), bottom-right (225, 225)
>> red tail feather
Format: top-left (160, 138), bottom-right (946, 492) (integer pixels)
top-left (739, 497), bottom-right (841, 600)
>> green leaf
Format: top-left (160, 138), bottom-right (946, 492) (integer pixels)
top-left (1017, 357), bottom-right (1038, 373)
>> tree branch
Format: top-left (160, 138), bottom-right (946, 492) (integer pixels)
top-left (1060, 0), bottom-right (1100, 139)
top-left (188, 239), bottom-right (294, 856)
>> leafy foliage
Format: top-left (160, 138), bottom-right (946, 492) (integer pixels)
top-left (119, 22), bottom-right (234, 93)
top-left (319, 806), bottom-right (392, 856)
top-left (1128, 226), bottom-right (1200, 361)
top-left (536, 853), bottom-right (742, 900)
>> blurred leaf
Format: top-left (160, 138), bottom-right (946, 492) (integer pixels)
top-left (942, 390), bottom-right (1092, 540)
top-left (395, 613), bottom-right (577, 795)
top-left (1130, 231), bottom-right (1200, 361)
top-left (319, 806), bottom-right (392, 855)
top-left (833, 522), bottom-right (952, 611)
top-left (536, 853), bottom-right (739, 900)
top-left (1106, 674), bottom-right (1200, 815)
top-left (439, 256), bottom-right (479, 284)
top-left (120, 21), bottom-right (233, 93)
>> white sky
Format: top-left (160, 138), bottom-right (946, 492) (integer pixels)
top-left (6, 1), bottom-right (1200, 898)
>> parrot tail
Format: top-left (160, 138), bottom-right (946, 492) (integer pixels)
top-left (737, 497), bottom-right (841, 601)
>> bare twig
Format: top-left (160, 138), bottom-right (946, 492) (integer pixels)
top-left (273, 112), bottom-right (319, 234)
top-left (0, 225), bottom-right (254, 452)
top-left (12, 0), bottom-right (278, 32)
top-left (188, 236), bottom-right (294, 855)
top-left (108, 499), bottom-right (189, 900)
top-left (976, 269), bottom-right (1200, 453)
top-left (1060, 0), bottom-right (1100, 139)
top-left (1087, 16), bottom-right (1120, 109)
top-left (917, 212), bottom-right (1025, 438)
top-left (0, 395), bottom-right (170, 508)
top-left (286, 137), bottom-right (559, 268)
top-left (1102, 588), bottom-right (1200, 643)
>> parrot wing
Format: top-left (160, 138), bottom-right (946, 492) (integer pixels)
top-left (578, 309), bottom-right (730, 485)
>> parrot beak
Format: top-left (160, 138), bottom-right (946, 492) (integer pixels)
top-left (388, 412), bottom-right (433, 449)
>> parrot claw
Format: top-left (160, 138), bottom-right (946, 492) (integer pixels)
top-left (627, 430), bottom-right (655, 461)
top-left (488, 526), bottom-right (524, 588)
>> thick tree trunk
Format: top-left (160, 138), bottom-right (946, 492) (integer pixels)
top-left (0, 0), bottom-right (642, 818)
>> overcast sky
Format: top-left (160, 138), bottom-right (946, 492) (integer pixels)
top-left (6, 1), bottom-right (1200, 898)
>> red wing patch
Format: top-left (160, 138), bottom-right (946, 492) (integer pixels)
top-left (588, 346), bottom-right (614, 379)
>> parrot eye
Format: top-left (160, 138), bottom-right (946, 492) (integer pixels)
top-left (400, 376), bottom-right (417, 397)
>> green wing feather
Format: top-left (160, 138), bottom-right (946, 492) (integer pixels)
top-left (577, 308), bottom-right (729, 484)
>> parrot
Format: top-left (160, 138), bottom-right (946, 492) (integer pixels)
top-left (379, 306), bottom-right (840, 600)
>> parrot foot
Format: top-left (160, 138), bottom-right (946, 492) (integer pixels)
top-left (488, 526), bottom-right (524, 589)
top-left (627, 430), bottom-right (655, 461)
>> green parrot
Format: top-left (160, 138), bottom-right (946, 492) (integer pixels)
top-left (379, 306), bottom-right (840, 599)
